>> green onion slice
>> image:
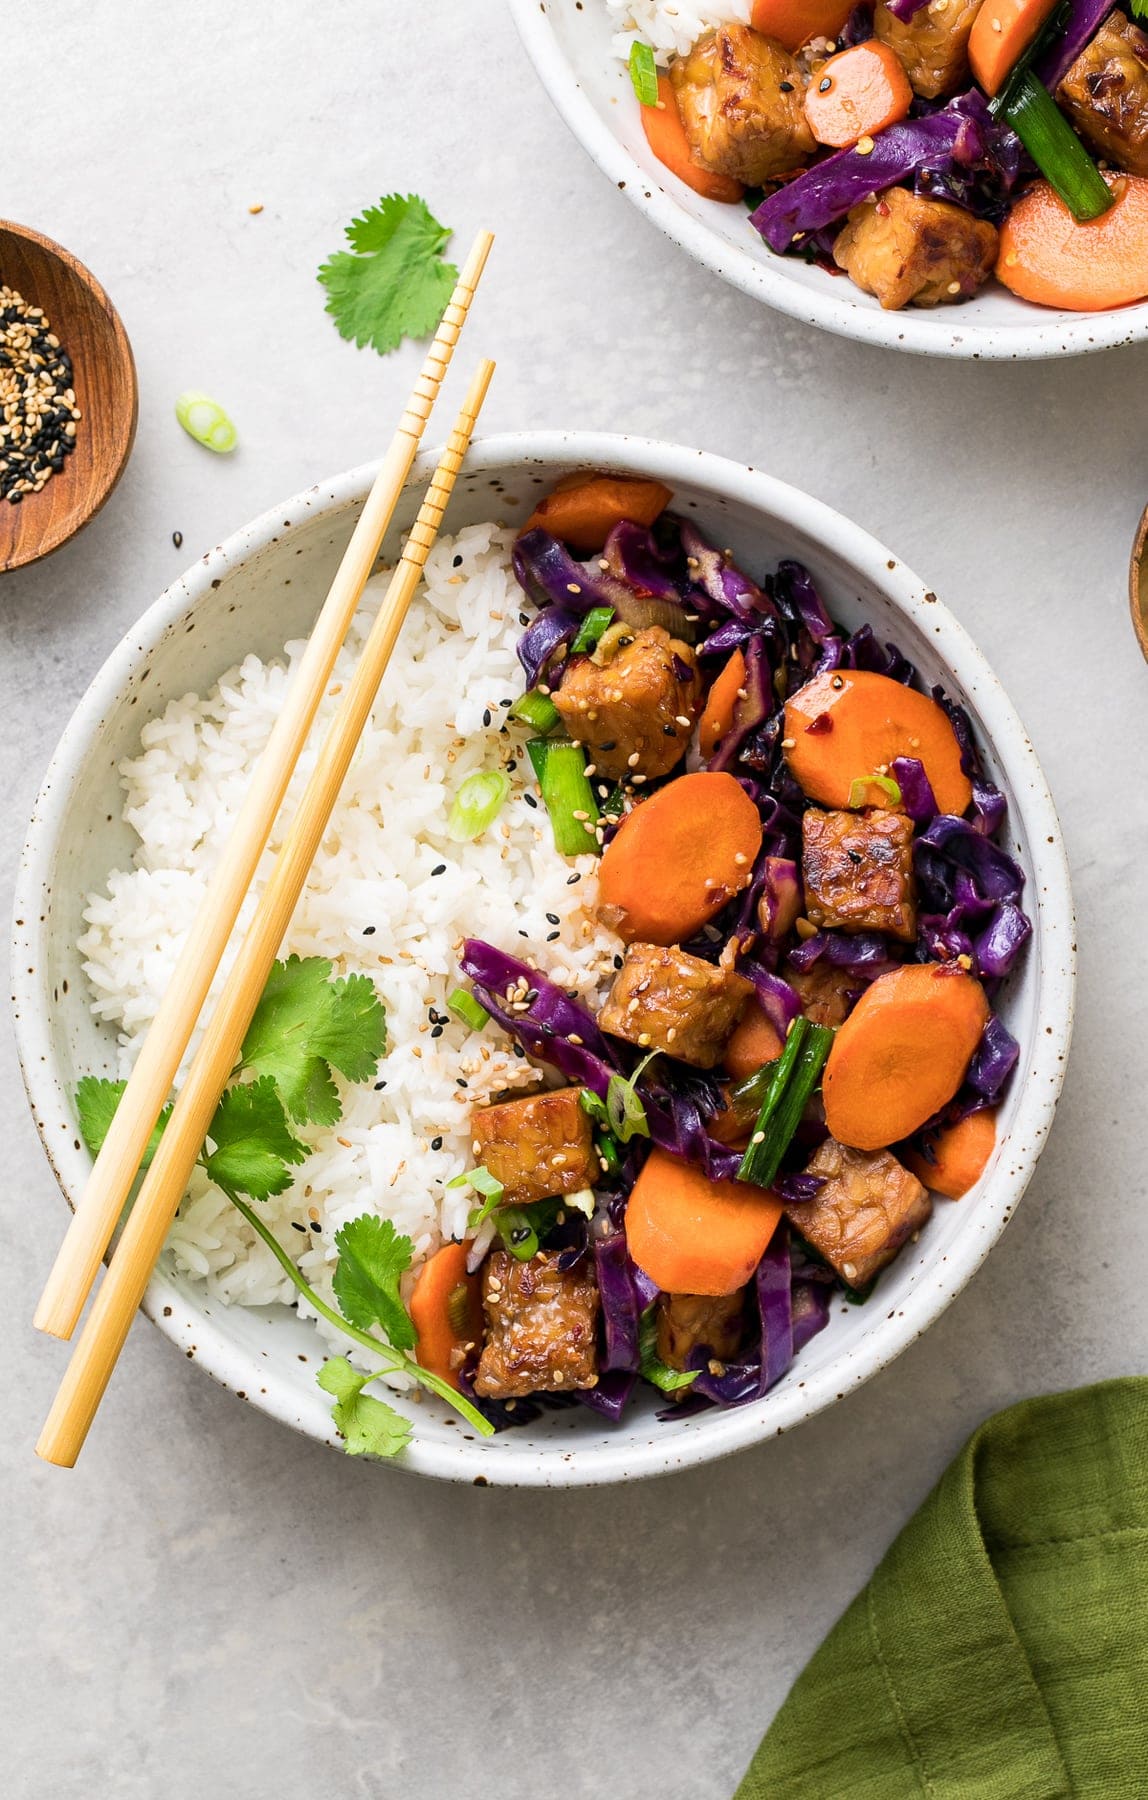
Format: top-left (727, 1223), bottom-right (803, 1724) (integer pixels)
top-left (605, 1049), bottom-right (659, 1145)
top-left (509, 689), bottom-right (560, 734)
top-left (848, 773), bottom-right (902, 810)
top-left (1004, 73), bottom-right (1114, 222)
top-left (446, 987), bottom-right (490, 1032)
top-left (737, 1019), bottom-right (834, 1190)
top-left (629, 40), bottom-right (659, 107)
top-left (448, 769), bottom-right (510, 842)
top-left (571, 606), bottom-right (615, 655)
top-left (527, 737), bottom-right (600, 856)
top-left (175, 390), bottom-right (238, 454)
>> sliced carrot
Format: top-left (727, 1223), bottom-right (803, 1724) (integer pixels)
top-left (723, 1000), bottom-right (785, 1082)
top-left (627, 1147), bottom-right (784, 1296)
top-left (521, 472), bottom-right (672, 551)
top-left (641, 75), bottom-right (745, 204)
top-left (597, 771), bottom-right (763, 945)
top-left (803, 41), bottom-right (913, 148)
top-left (784, 668), bottom-right (972, 817)
top-left (903, 1108), bottom-right (997, 1198)
top-left (996, 176), bottom-right (1148, 312)
top-left (409, 1242), bottom-right (483, 1393)
top-left (750, 0), bottom-right (854, 52)
top-left (969, 0), bottom-right (1060, 96)
top-left (699, 648), bottom-right (747, 761)
top-left (823, 963), bottom-right (989, 1151)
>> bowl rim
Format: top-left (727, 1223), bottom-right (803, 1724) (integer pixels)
top-left (0, 217), bottom-right (139, 571)
top-left (12, 429), bottom-right (1076, 1485)
top-left (507, 0), bottom-right (1148, 361)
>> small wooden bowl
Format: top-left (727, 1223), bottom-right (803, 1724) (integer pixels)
top-left (0, 221), bottom-right (137, 573)
top-left (1131, 501), bottom-right (1148, 663)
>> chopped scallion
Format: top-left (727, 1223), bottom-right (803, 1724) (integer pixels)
top-left (628, 40), bottom-right (659, 107)
top-left (848, 773), bottom-right (902, 810)
top-left (448, 769), bottom-right (510, 843)
top-left (1003, 73), bottom-right (1114, 222)
top-left (571, 606), bottom-right (616, 655)
top-left (447, 987), bottom-right (490, 1032)
top-left (527, 737), bottom-right (600, 856)
top-left (175, 390), bottom-right (238, 454)
top-left (638, 1304), bottom-right (699, 1392)
top-left (509, 688), bottom-right (561, 734)
top-left (737, 1019), bottom-right (834, 1190)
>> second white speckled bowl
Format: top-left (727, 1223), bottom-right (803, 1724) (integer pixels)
top-left (12, 432), bottom-right (1075, 1483)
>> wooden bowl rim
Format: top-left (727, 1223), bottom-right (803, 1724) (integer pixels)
top-left (0, 218), bottom-right (138, 573)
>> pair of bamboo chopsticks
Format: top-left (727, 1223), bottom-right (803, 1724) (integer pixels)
top-left (35, 231), bottom-right (495, 1467)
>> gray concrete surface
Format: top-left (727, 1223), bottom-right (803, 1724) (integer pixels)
top-left (3, 3), bottom-right (1146, 1795)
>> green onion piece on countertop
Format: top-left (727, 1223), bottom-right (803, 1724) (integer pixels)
top-left (527, 737), bottom-right (600, 856)
top-left (571, 606), bottom-right (616, 655)
top-left (446, 987), bottom-right (490, 1032)
top-left (848, 773), bottom-right (902, 810)
top-left (1003, 73), bottom-right (1114, 221)
top-left (509, 688), bottom-right (561, 734)
top-left (447, 769), bottom-right (510, 842)
top-left (175, 391), bottom-right (238, 454)
top-left (629, 40), bottom-right (659, 107)
top-left (737, 1019), bottom-right (834, 1190)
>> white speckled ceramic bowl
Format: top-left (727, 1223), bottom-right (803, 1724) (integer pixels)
top-left (12, 432), bottom-right (1075, 1484)
top-left (508, 0), bottom-right (1148, 359)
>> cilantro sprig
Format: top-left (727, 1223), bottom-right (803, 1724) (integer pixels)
top-left (318, 194), bottom-right (458, 357)
top-left (74, 956), bottom-right (493, 1456)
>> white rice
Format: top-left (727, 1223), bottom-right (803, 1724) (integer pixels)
top-left (604, 0), bottom-right (746, 64)
top-left (79, 524), bottom-right (622, 1379)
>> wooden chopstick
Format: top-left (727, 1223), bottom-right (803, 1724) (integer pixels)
top-left (36, 359), bottom-right (496, 1467)
top-left (34, 231), bottom-right (494, 1343)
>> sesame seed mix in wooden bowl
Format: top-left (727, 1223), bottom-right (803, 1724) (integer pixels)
top-left (0, 220), bottom-right (137, 573)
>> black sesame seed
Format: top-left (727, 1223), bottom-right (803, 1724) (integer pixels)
top-left (452, 554), bottom-right (463, 568)
top-left (545, 912), bottom-right (560, 924)
top-left (363, 924), bottom-right (376, 935)
top-left (500, 698), bottom-right (512, 708)
top-left (614, 954), bottom-right (624, 969)
top-left (431, 1024), bottom-right (444, 1038)
top-left (431, 863), bottom-right (447, 876)
top-left (431, 1135), bottom-right (443, 1150)
top-left (309, 1221), bottom-right (322, 1233)
top-left (524, 793), bottom-right (538, 809)
top-left (482, 709), bottom-right (492, 727)
top-left (546, 930), bottom-right (560, 942)
top-left (172, 530), bottom-right (183, 548)
top-left (819, 76), bottom-right (832, 91)
top-left (599, 740), bottom-right (617, 751)
top-left (567, 872), bottom-right (580, 884)
top-left (507, 759), bottom-right (517, 772)
top-left (291, 1221), bottom-right (306, 1233)
top-left (779, 79), bottom-right (794, 91)
top-left (374, 1080), bottom-right (387, 1090)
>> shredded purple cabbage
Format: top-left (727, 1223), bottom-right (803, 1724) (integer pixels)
top-left (891, 755), bottom-right (938, 824)
top-left (594, 1230), bottom-right (643, 1373)
top-left (1035, 0), bottom-right (1113, 91)
top-left (459, 940), bottom-right (617, 1095)
top-left (684, 1227), bottom-right (794, 1406)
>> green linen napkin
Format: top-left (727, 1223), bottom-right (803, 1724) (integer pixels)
top-left (736, 1379), bottom-right (1148, 1799)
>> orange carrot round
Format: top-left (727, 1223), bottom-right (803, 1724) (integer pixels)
top-left (641, 74), bottom-right (745, 203)
top-left (803, 41), bottom-right (913, 147)
top-left (969, 0), bottom-right (1060, 96)
top-left (723, 1000), bottom-right (785, 1081)
top-left (903, 1108), bottom-right (997, 1198)
top-left (750, 0), bottom-right (854, 51)
top-left (522, 472), bottom-right (673, 552)
top-left (410, 1242), bottom-right (483, 1392)
top-left (784, 668), bottom-right (972, 817)
top-left (997, 176), bottom-right (1148, 311)
top-left (598, 771), bottom-right (763, 944)
top-left (627, 1147), bottom-right (784, 1295)
top-left (699, 648), bottom-right (747, 760)
top-left (823, 964), bottom-right (989, 1151)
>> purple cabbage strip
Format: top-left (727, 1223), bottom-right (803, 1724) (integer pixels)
top-left (594, 1230), bottom-right (643, 1373)
top-left (708, 633), bottom-right (774, 773)
top-left (787, 929), bottom-right (902, 982)
top-left (915, 814), bottom-right (1025, 904)
top-left (885, 0), bottom-right (931, 16)
top-left (974, 900), bottom-right (1032, 981)
top-left (774, 559), bottom-right (835, 644)
top-left (968, 1014), bottom-right (1020, 1100)
top-left (792, 1281), bottom-right (832, 1355)
top-left (774, 1171), bottom-right (826, 1204)
top-left (841, 1), bottom-right (877, 44)
top-left (517, 605), bottom-right (581, 688)
top-left (758, 856), bottom-right (802, 942)
top-left (752, 100), bottom-right (997, 253)
top-left (915, 810), bottom-right (1030, 979)
top-left (602, 519), bottom-right (688, 603)
top-left (1035, 0), bottom-right (1112, 92)
top-left (740, 961), bottom-right (804, 1036)
top-left (891, 755), bottom-right (938, 824)
top-left (460, 939), bottom-right (617, 1096)
top-left (685, 1227), bottom-right (794, 1407)
top-left (932, 688), bottom-right (1008, 836)
top-left (576, 1370), bottom-right (637, 1423)
top-left (512, 528), bottom-right (629, 616)
top-left (678, 521), bottom-right (782, 633)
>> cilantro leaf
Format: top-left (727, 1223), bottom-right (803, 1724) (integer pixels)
top-left (638, 1304), bottom-right (700, 1395)
top-left (75, 1076), bottom-right (171, 1169)
top-left (318, 194), bottom-right (458, 357)
top-left (316, 1357), bottom-right (412, 1459)
top-left (240, 955), bottom-right (386, 1125)
top-left (202, 1077), bottom-right (309, 1202)
top-left (331, 1213), bottom-right (416, 1351)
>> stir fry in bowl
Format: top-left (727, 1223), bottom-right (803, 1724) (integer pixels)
top-left (612, 0), bottom-right (1148, 311)
top-left (438, 474), bottom-right (1031, 1428)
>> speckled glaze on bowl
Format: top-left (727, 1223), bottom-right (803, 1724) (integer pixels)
top-left (508, 0), bottom-right (1148, 360)
top-left (12, 433), bottom-right (1075, 1485)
